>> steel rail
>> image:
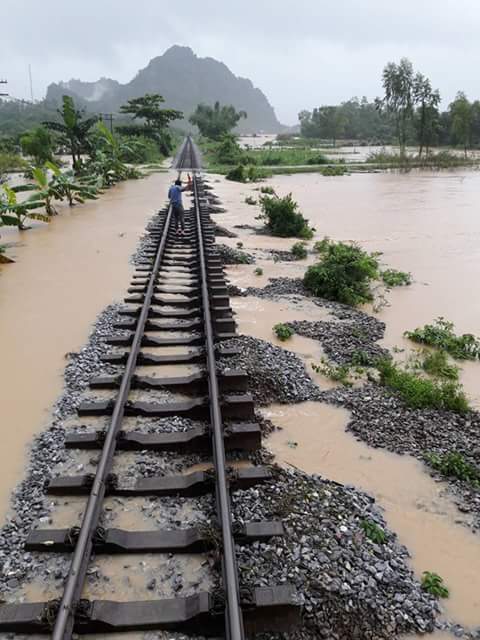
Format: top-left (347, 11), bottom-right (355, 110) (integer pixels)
top-left (192, 174), bottom-right (245, 640)
top-left (51, 145), bottom-right (192, 639)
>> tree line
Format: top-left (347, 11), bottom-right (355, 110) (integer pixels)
top-left (299, 58), bottom-right (480, 157)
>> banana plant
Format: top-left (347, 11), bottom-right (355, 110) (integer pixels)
top-left (89, 122), bottom-right (139, 186)
top-left (0, 185), bottom-right (49, 230)
top-left (27, 166), bottom-right (64, 215)
top-left (46, 161), bottom-right (98, 206)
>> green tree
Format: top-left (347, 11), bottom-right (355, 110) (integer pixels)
top-left (118, 93), bottom-right (182, 154)
top-left (20, 126), bottom-right (53, 164)
top-left (44, 95), bottom-right (97, 172)
top-left (377, 58), bottom-right (415, 157)
top-left (414, 75), bottom-right (441, 156)
top-left (189, 102), bottom-right (247, 140)
top-left (449, 92), bottom-right (472, 158)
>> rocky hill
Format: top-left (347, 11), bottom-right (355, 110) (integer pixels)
top-left (46, 46), bottom-right (283, 133)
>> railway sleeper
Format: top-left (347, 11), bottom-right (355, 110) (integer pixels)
top-left (89, 368), bottom-right (247, 393)
top-left (78, 393), bottom-right (255, 420)
top-left (101, 342), bottom-right (240, 366)
top-left (47, 466), bottom-right (271, 497)
top-left (26, 521), bottom-right (283, 553)
top-left (0, 586), bottom-right (299, 635)
top-left (105, 334), bottom-right (204, 347)
top-left (65, 422), bottom-right (261, 453)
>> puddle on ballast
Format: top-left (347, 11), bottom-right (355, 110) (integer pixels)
top-left (265, 401), bottom-right (480, 628)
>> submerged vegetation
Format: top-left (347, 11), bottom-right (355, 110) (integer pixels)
top-left (304, 240), bottom-right (379, 305)
top-left (381, 268), bottom-right (412, 287)
top-left (273, 323), bottom-right (294, 341)
top-left (421, 572), bottom-right (450, 599)
top-left (425, 452), bottom-right (479, 487)
top-left (376, 358), bottom-right (470, 413)
top-left (405, 318), bottom-right (480, 360)
top-left (291, 241), bottom-right (308, 260)
top-left (257, 193), bottom-right (314, 238)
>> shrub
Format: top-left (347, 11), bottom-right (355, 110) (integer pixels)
top-left (361, 519), bottom-right (386, 544)
top-left (312, 361), bottom-right (352, 386)
top-left (381, 268), bottom-right (412, 287)
top-left (245, 196), bottom-right (257, 205)
top-left (20, 126), bottom-right (53, 165)
top-left (418, 349), bottom-right (459, 380)
top-left (404, 317), bottom-right (480, 360)
top-left (291, 241), bottom-right (308, 260)
top-left (376, 358), bottom-right (470, 413)
top-left (273, 323), bottom-right (294, 341)
top-left (304, 241), bottom-right (379, 306)
top-left (260, 186), bottom-right (275, 195)
top-left (226, 165), bottom-right (246, 182)
top-left (313, 237), bottom-right (331, 254)
top-left (320, 165), bottom-right (347, 176)
top-left (425, 452), bottom-right (479, 486)
top-left (421, 572), bottom-right (449, 598)
top-left (254, 267), bottom-right (263, 276)
top-left (307, 154), bottom-right (329, 165)
top-left (258, 193), bottom-right (314, 239)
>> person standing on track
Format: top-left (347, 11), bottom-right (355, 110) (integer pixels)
top-left (168, 178), bottom-right (189, 236)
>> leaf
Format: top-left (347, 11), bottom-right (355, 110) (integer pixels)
top-left (28, 212), bottom-right (50, 223)
top-left (32, 167), bottom-right (47, 188)
top-left (45, 160), bottom-right (61, 175)
top-left (1, 214), bottom-right (20, 226)
top-left (12, 184), bottom-right (37, 193)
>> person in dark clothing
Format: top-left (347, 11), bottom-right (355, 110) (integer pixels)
top-left (168, 178), bottom-right (189, 235)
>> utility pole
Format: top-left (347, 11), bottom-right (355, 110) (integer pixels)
top-left (0, 79), bottom-right (8, 97)
top-left (28, 65), bottom-right (34, 102)
top-left (100, 113), bottom-right (114, 133)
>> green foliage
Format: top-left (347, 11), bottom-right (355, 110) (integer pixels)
top-left (304, 240), bottom-right (379, 306)
top-left (312, 360), bottom-right (352, 386)
top-left (20, 126), bottom-right (53, 165)
top-left (421, 572), bottom-right (449, 598)
top-left (260, 186), bottom-right (275, 195)
top-left (46, 161), bottom-right (98, 206)
top-left (404, 318), bottom-right (480, 360)
top-left (320, 165), bottom-right (347, 176)
top-left (291, 241), bottom-right (308, 260)
top-left (215, 135), bottom-right (243, 165)
top-left (117, 135), bottom-right (163, 164)
top-left (190, 102), bottom-right (247, 140)
top-left (361, 519), bottom-right (386, 544)
top-left (450, 92), bottom-right (472, 157)
top-left (44, 95), bottom-right (98, 172)
top-left (0, 184), bottom-right (49, 230)
top-left (381, 268), bottom-right (412, 287)
top-left (254, 267), bottom-right (263, 276)
top-left (85, 122), bottom-right (140, 186)
top-left (299, 106), bottom-right (346, 146)
top-left (118, 93), bottom-right (182, 155)
top-left (376, 358), bottom-right (470, 413)
top-left (313, 237), bottom-right (331, 254)
top-left (258, 193), bottom-right (314, 239)
top-left (416, 349), bottom-right (459, 380)
top-left (273, 323), bottom-right (294, 341)
top-left (0, 153), bottom-right (28, 175)
top-left (28, 165), bottom-right (63, 215)
top-left (248, 147), bottom-right (329, 166)
top-left (245, 196), bottom-right (257, 205)
top-left (225, 164), bottom-right (269, 183)
top-left (425, 452), bottom-right (479, 486)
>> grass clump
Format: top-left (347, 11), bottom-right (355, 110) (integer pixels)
top-left (381, 268), bottom-right (412, 287)
top-left (258, 193), bottom-right (314, 239)
top-left (254, 267), bottom-right (263, 276)
top-left (245, 196), bottom-right (257, 205)
top-left (361, 519), bottom-right (386, 544)
top-left (304, 240), bottom-right (379, 306)
top-left (291, 241), bottom-right (308, 260)
top-left (273, 323), bottom-right (294, 341)
top-left (404, 317), bottom-right (480, 360)
top-left (312, 360), bottom-right (352, 386)
top-left (260, 185), bottom-right (275, 195)
top-left (421, 572), bottom-right (449, 598)
top-left (376, 358), bottom-right (470, 413)
top-left (320, 165), bottom-right (347, 176)
top-left (417, 349), bottom-right (459, 380)
top-left (226, 164), bottom-right (270, 183)
top-left (425, 452), bottom-right (479, 486)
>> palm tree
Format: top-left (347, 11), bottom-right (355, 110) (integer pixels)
top-left (44, 95), bottom-right (97, 172)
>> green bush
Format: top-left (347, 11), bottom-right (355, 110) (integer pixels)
top-left (258, 193), bottom-right (314, 239)
top-left (260, 186), bottom-right (275, 195)
top-left (361, 519), bottom-right (386, 544)
top-left (376, 358), bottom-right (470, 413)
top-left (273, 323), bottom-right (294, 341)
top-left (381, 268), bottom-right (412, 287)
top-left (421, 572), bottom-right (449, 598)
top-left (118, 135), bottom-right (163, 164)
top-left (418, 349), bottom-right (459, 380)
top-left (225, 165), bottom-right (246, 182)
top-left (0, 153), bottom-right (28, 175)
top-left (304, 241), bottom-right (379, 306)
top-left (245, 196), bottom-right (257, 205)
top-left (320, 165), bottom-right (347, 175)
top-left (312, 360), bottom-right (352, 386)
top-left (254, 267), bottom-right (263, 276)
top-left (425, 452), bottom-right (479, 486)
top-left (313, 237), bottom-right (331, 254)
top-left (291, 241), bottom-right (308, 260)
top-left (405, 317), bottom-right (480, 360)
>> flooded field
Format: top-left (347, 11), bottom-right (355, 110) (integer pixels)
top-left (212, 168), bottom-right (480, 632)
top-left (0, 171), bottom-right (171, 517)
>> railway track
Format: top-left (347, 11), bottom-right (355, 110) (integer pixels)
top-left (0, 137), bottom-right (299, 639)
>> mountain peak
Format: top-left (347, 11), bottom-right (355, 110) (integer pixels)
top-left (46, 46), bottom-right (283, 133)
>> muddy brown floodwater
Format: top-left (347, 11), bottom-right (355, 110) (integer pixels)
top-left (0, 171), bottom-right (171, 519)
top-left (210, 169), bottom-right (480, 633)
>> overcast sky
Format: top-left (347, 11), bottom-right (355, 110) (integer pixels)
top-left (2, 0), bottom-right (478, 124)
